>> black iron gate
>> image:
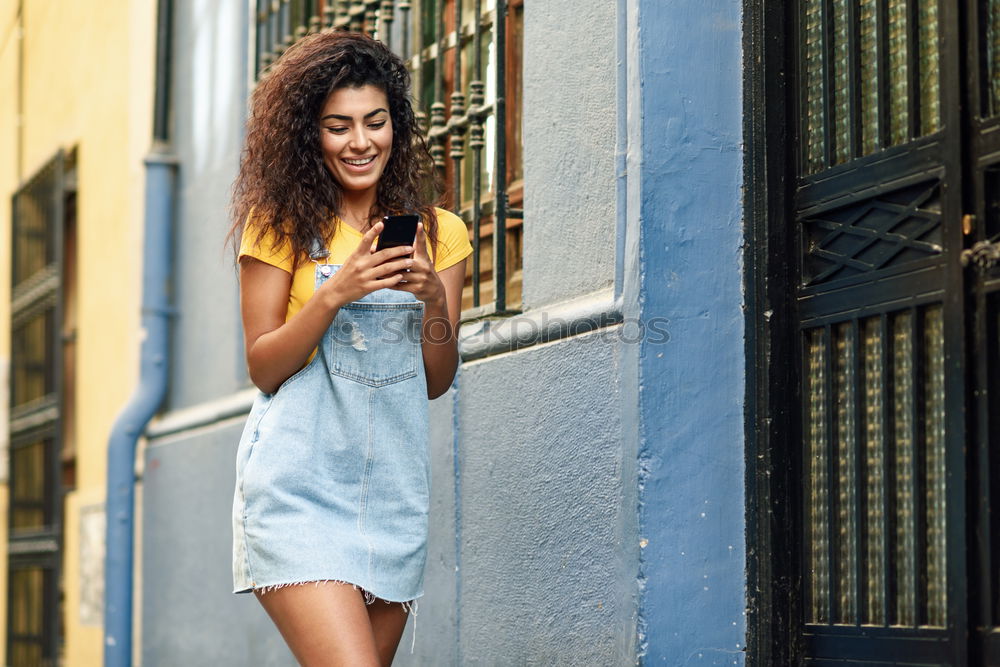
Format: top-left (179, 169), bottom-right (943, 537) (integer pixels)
top-left (964, 0), bottom-right (1000, 663)
top-left (792, 0), bottom-right (966, 661)
top-left (749, 0), bottom-right (1000, 664)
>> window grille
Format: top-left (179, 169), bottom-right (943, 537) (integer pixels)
top-left (802, 307), bottom-right (947, 629)
top-left (252, 0), bottom-right (524, 318)
top-left (799, 0), bottom-right (942, 174)
top-left (9, 151), bottom-right (67, 667)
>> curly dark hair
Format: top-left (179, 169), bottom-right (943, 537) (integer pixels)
top-left (229, 30), bottom-right (440, 266)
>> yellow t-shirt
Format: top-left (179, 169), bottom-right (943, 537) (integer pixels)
top-left (239, 207), bottom-right (472, 326)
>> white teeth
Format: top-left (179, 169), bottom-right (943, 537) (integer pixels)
top-left (344, 156), bottom-right (375, 166)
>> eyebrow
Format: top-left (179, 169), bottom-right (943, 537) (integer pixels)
top-left (321, 108), bottom-right (388, 122)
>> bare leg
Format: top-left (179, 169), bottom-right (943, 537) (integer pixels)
top-left (254, 582), bottom-right (380, 667)
top-left (367, 600), bottom-right (410, 667)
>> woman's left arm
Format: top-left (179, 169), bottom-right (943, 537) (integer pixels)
top-left (394, 223), bottom-right (467, 399)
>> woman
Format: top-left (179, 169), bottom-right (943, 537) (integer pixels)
top-left (228, 31), bottom-right (471, 665)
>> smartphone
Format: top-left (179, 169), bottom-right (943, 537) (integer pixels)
top-left (375, 214), bottom-right (419, 254)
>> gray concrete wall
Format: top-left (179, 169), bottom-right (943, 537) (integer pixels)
top-left (397, 392), bottom-right (460, 661)
top-left (405, 0), bottom-right (634, 661)
top-left (521, 0), bottom-right (618, 309)
top-left (142, 420), bottom-right (293, 666)
top-left (451, 330), bottom-right (635, 664)
top-left (168, 0), bottom-right (249, 411)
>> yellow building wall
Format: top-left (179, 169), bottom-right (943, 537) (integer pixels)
top-left (0, 1), bottom-right (154, 664)
top-left (0, 0), bottom-right (18, 658)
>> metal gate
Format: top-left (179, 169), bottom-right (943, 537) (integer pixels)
top-left (790, 0), bottom-right (967, 660)
top-left (760, 0), bottom-right (1000, 663)
top-left (964, 0), bottom-right (1000, 663)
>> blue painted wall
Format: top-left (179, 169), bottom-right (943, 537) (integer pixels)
top-left (632, 0), bottom-right (747, 662)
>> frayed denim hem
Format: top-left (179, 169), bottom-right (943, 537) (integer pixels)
top-left (252, 579), bottom-right (418, 615)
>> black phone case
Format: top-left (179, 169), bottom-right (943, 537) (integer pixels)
top-left (376, 214), bottom-right (419, 251)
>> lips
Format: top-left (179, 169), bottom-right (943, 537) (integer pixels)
top-left (341, 155), bottom-right (377, 171)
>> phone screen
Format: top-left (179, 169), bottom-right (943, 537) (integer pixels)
top-left (375, 214), bottom-right (420, 252)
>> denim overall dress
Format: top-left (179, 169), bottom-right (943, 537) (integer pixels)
top-left (232, 259), bottom-right (429, 605)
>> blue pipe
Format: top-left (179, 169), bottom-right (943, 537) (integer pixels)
top-left (103, 147), bottom-right (176, 666)
top-left (104, 0), bottom-right (173, 661)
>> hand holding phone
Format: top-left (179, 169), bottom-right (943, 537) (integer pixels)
top-left (375, 214), bottom-right (420, 255)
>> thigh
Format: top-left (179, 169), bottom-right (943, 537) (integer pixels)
top-left (367, 600), bottom-right (410, 667)
top-left (254, 582), bottom-right (380, 667)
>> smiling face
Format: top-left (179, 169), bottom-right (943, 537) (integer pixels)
top-left (319, 84), bottom-right (393, 201)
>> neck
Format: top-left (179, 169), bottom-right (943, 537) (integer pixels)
top-left (340, 188), bottom-right (378, 230)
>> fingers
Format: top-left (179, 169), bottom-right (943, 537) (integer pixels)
top-left (412, 222), bottom-right (428, 259)
top-left (369, 243), bottom-right (414, 265)
top-left (372, 272), bottom-right (407, 288)
top-left (370, 256), bottom-right (414, 278)
top-left (353, 221), bottom-right (384, 257)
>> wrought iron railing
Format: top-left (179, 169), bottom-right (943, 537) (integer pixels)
top-left (252, 0), bottom-right (524, 318)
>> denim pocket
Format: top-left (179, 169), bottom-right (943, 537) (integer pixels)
top-left (236, 392), bottom-right (273, 488)
top-left (246, 393), bottom-right (273, 445)
top-left (327, 300), bottom-right (423, 387)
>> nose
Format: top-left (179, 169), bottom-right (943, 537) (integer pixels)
top-left (348, 126), bottom-right (372, 153)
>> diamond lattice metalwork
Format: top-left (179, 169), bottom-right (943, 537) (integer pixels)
top-left (802, 181), bottom-right (942, 286)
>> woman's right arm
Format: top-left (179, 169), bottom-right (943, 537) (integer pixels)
top-left (240, 257), bottom-right (342, 394)
top-left (240, 221), bottom-right (415, 394)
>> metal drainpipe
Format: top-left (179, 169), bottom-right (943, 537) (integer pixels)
top-left (103, 0), bottom-right (174, 664)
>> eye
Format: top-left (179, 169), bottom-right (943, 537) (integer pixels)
top-left (368, 120), bottom-right (387, 130)
top-left (325, 126), bottom-right (348, 134)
